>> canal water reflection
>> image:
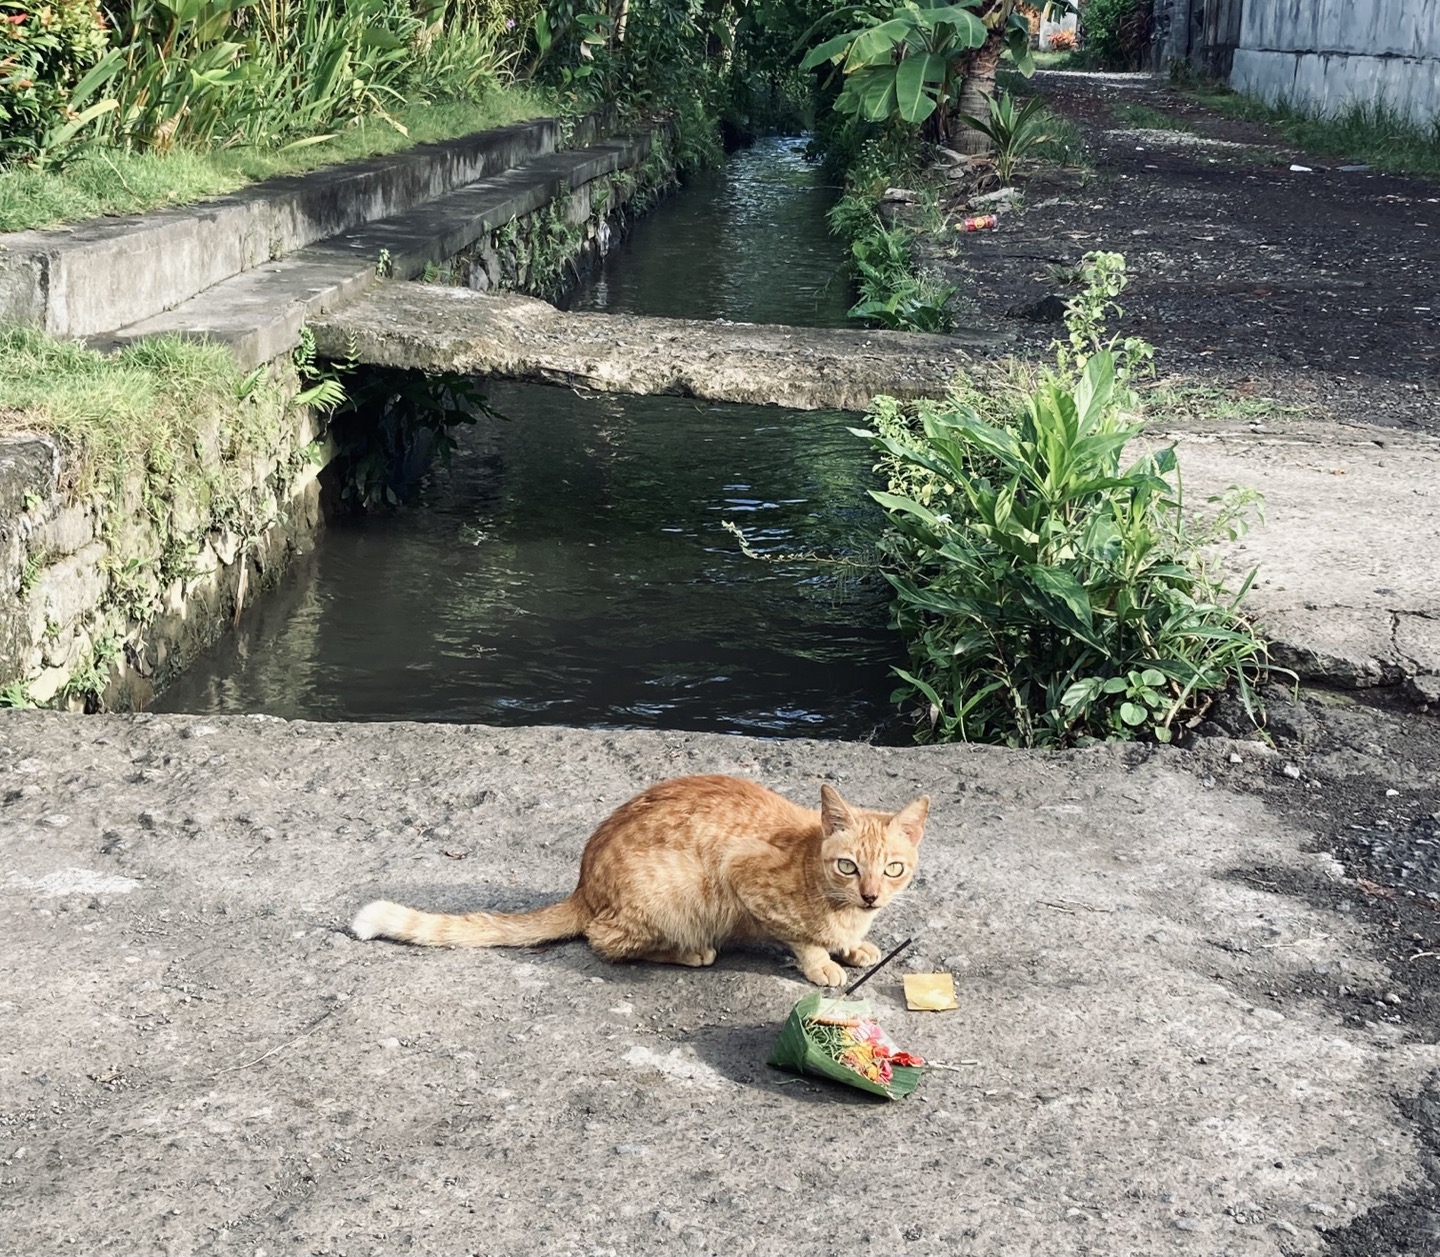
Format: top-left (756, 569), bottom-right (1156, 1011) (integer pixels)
top-left (156, 137), bottom-right (903, 737)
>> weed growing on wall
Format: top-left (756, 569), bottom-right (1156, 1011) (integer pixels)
top-left (325, 367), bottom-right (495, 511)
top-left (827, 140), bottom-right (956, 334)
top-left (0, 327), bottom-right (309, 703)
top-left (858, 252), bottom-right (1274, 747)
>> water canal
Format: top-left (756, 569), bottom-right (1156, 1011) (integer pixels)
top-left (156, 137), bottom-right (903, 737)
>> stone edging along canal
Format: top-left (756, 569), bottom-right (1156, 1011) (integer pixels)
top-left (0, 111), bottom-right (676, 711)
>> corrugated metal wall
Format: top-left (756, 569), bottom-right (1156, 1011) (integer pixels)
top-left (1230, 0), bottom-right (1440, 125)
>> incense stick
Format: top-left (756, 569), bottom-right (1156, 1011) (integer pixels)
top-left (843, 936), bottom-right (914, 997)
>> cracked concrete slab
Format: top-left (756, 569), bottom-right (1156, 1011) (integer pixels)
top-left (1151, 421), bottom-right (1440, 691)
top-left (312, 284), bottom-right (1004, 412)
top-left (1, 711), bottom-right (1434, 1255)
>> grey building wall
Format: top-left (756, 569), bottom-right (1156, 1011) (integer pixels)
top-left (1229, 0), bottom-right (1440, 124)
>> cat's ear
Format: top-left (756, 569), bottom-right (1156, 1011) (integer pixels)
top-left (819, 783), bottom-right (856, 836)
top-left (891, 796), bottom-right (930, 846)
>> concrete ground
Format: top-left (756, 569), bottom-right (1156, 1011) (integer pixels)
top-left (1160, 419), bottom-right (1439, 698)
top-left (1, 711), bottom-right (1435, 1256)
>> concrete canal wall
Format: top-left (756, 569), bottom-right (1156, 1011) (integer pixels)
top-left (0, 114), bottom-right (674, 709)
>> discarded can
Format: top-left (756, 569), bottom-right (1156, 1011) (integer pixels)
top-left (957, 214), bottom-right (998, 232)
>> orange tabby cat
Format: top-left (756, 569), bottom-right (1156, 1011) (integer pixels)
top-left (352, 774), bottom-right (928, 986)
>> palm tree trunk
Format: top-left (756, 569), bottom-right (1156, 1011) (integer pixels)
top-left (948, 0), bottom-right (1011, 151)
top-left (950, 30), bottom-right (1005, 151)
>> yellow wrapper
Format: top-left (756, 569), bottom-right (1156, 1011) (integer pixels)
top-left (904, 972), bottom-right (958, 1011)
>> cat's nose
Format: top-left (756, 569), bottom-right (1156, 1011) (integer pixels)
top-left (861, 891), bottom-right (879, 906)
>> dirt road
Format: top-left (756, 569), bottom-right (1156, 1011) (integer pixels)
top-left (943, 70), bottom-right (1439, 436)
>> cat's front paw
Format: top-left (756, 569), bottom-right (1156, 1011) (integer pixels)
top-left (803, 957), bottom-right (847, 987)
top-left (839, 941), bottom-right (881, 967)
top-left (679, 947), bottom-right (718, 967)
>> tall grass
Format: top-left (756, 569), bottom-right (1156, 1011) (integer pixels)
top-left (84, 0), bottom-right (526, 153)
top-left (1, 0), bottom-right (537, 198)
top-left (1110, 101), bottom-right (1194, 133)
top-left (1189, 89), bottom-right (1440, 176)
top-left (0, 325), bottom-right (285, 502)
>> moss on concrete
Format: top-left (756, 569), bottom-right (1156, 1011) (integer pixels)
top-left (0, 328), bottom-right (324, 709)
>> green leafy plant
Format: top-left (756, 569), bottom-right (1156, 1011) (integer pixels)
top-left (858, 251), bottom-right (1274, 747)
top-left (17, 552), bottom-right (41, 597)
top-left (1079, 0), bottom-right (1150, 70)
top-left (828, 177), bottom-right (955, 334)
top-left (846, 218), bottom-right (956, 332)
top-left (801, 0), bottom-right (1033, 140)
top-left (1053, 249), bottom-right (1153, 381)
top-left (97, 0), bottom-right (252, 153)
top-left (800, 0), bottom-right (986, 132)
top-left (958, 90), bottom-right (1056, 182)
top-left (0, 0), bottom-right (113, 165)
top-left (0, 680), bottom-right (33, 708)
top-left (291, 324), bottom-right (349, 412)
top-left (61, 632), bottom-right (118, 709)
top-left (328, 367), bottom-right (494, 510)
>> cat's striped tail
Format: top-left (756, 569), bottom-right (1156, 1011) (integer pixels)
top-left (351, 894), bottom-right (586, 948)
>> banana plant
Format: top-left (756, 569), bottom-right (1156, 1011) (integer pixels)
top-left (800, 0), bottom-right (987, 130)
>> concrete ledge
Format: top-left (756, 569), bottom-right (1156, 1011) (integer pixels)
top-left (1156, 422), bottom-right (1440, 691)
top-left (96, 135), bottom-right (655, 369)
top-left (0, 118), bottom-right (561, 340)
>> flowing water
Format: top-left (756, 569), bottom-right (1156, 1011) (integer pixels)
top-left (562, 134), bottom-right (854, 327)
top-left (157, 137), bottom-right (903, 737)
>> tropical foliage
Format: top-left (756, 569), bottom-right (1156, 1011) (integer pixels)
top-left (1, 0), bottom-right (530, 168)
top-left (958, 89), bottom-right (1055, 181)
top-left (842, 210), bottom-right (955, 332)
top-left (858, 253), bottom-right (1273, 747)
top-left (0, 0), bottom-right (112, 164)
top-left (800, 0), bottom-right (1032, 140)
top-left (1079, 0), bottom-right (1150, 70)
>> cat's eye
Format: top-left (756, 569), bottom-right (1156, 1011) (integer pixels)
top-left (884, 861), bottom-right (906, 877)
top-left (836, 858), bottom-right (859, 876)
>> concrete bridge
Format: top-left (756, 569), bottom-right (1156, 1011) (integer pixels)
top-left (310, 284), bottom-right (998, 412)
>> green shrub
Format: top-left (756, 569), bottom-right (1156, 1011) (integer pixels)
top-left (1080, 0), bottom-right (1151, 70)
top-left (0, 0), bottom-right (110, 163)
top-left (0, 0), bottom-right (530, 169)
top-left (858, 251), bottom-right (1272, 747)
top-left (844, 215), bottom-right (956, 332)
top-left (827, 151), bottom-right (956, 335)
top-left (958, 90), bottom-right (1056, 182)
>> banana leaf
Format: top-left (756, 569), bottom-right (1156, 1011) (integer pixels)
top-left (768, 993), bottom-right (924, 1100)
